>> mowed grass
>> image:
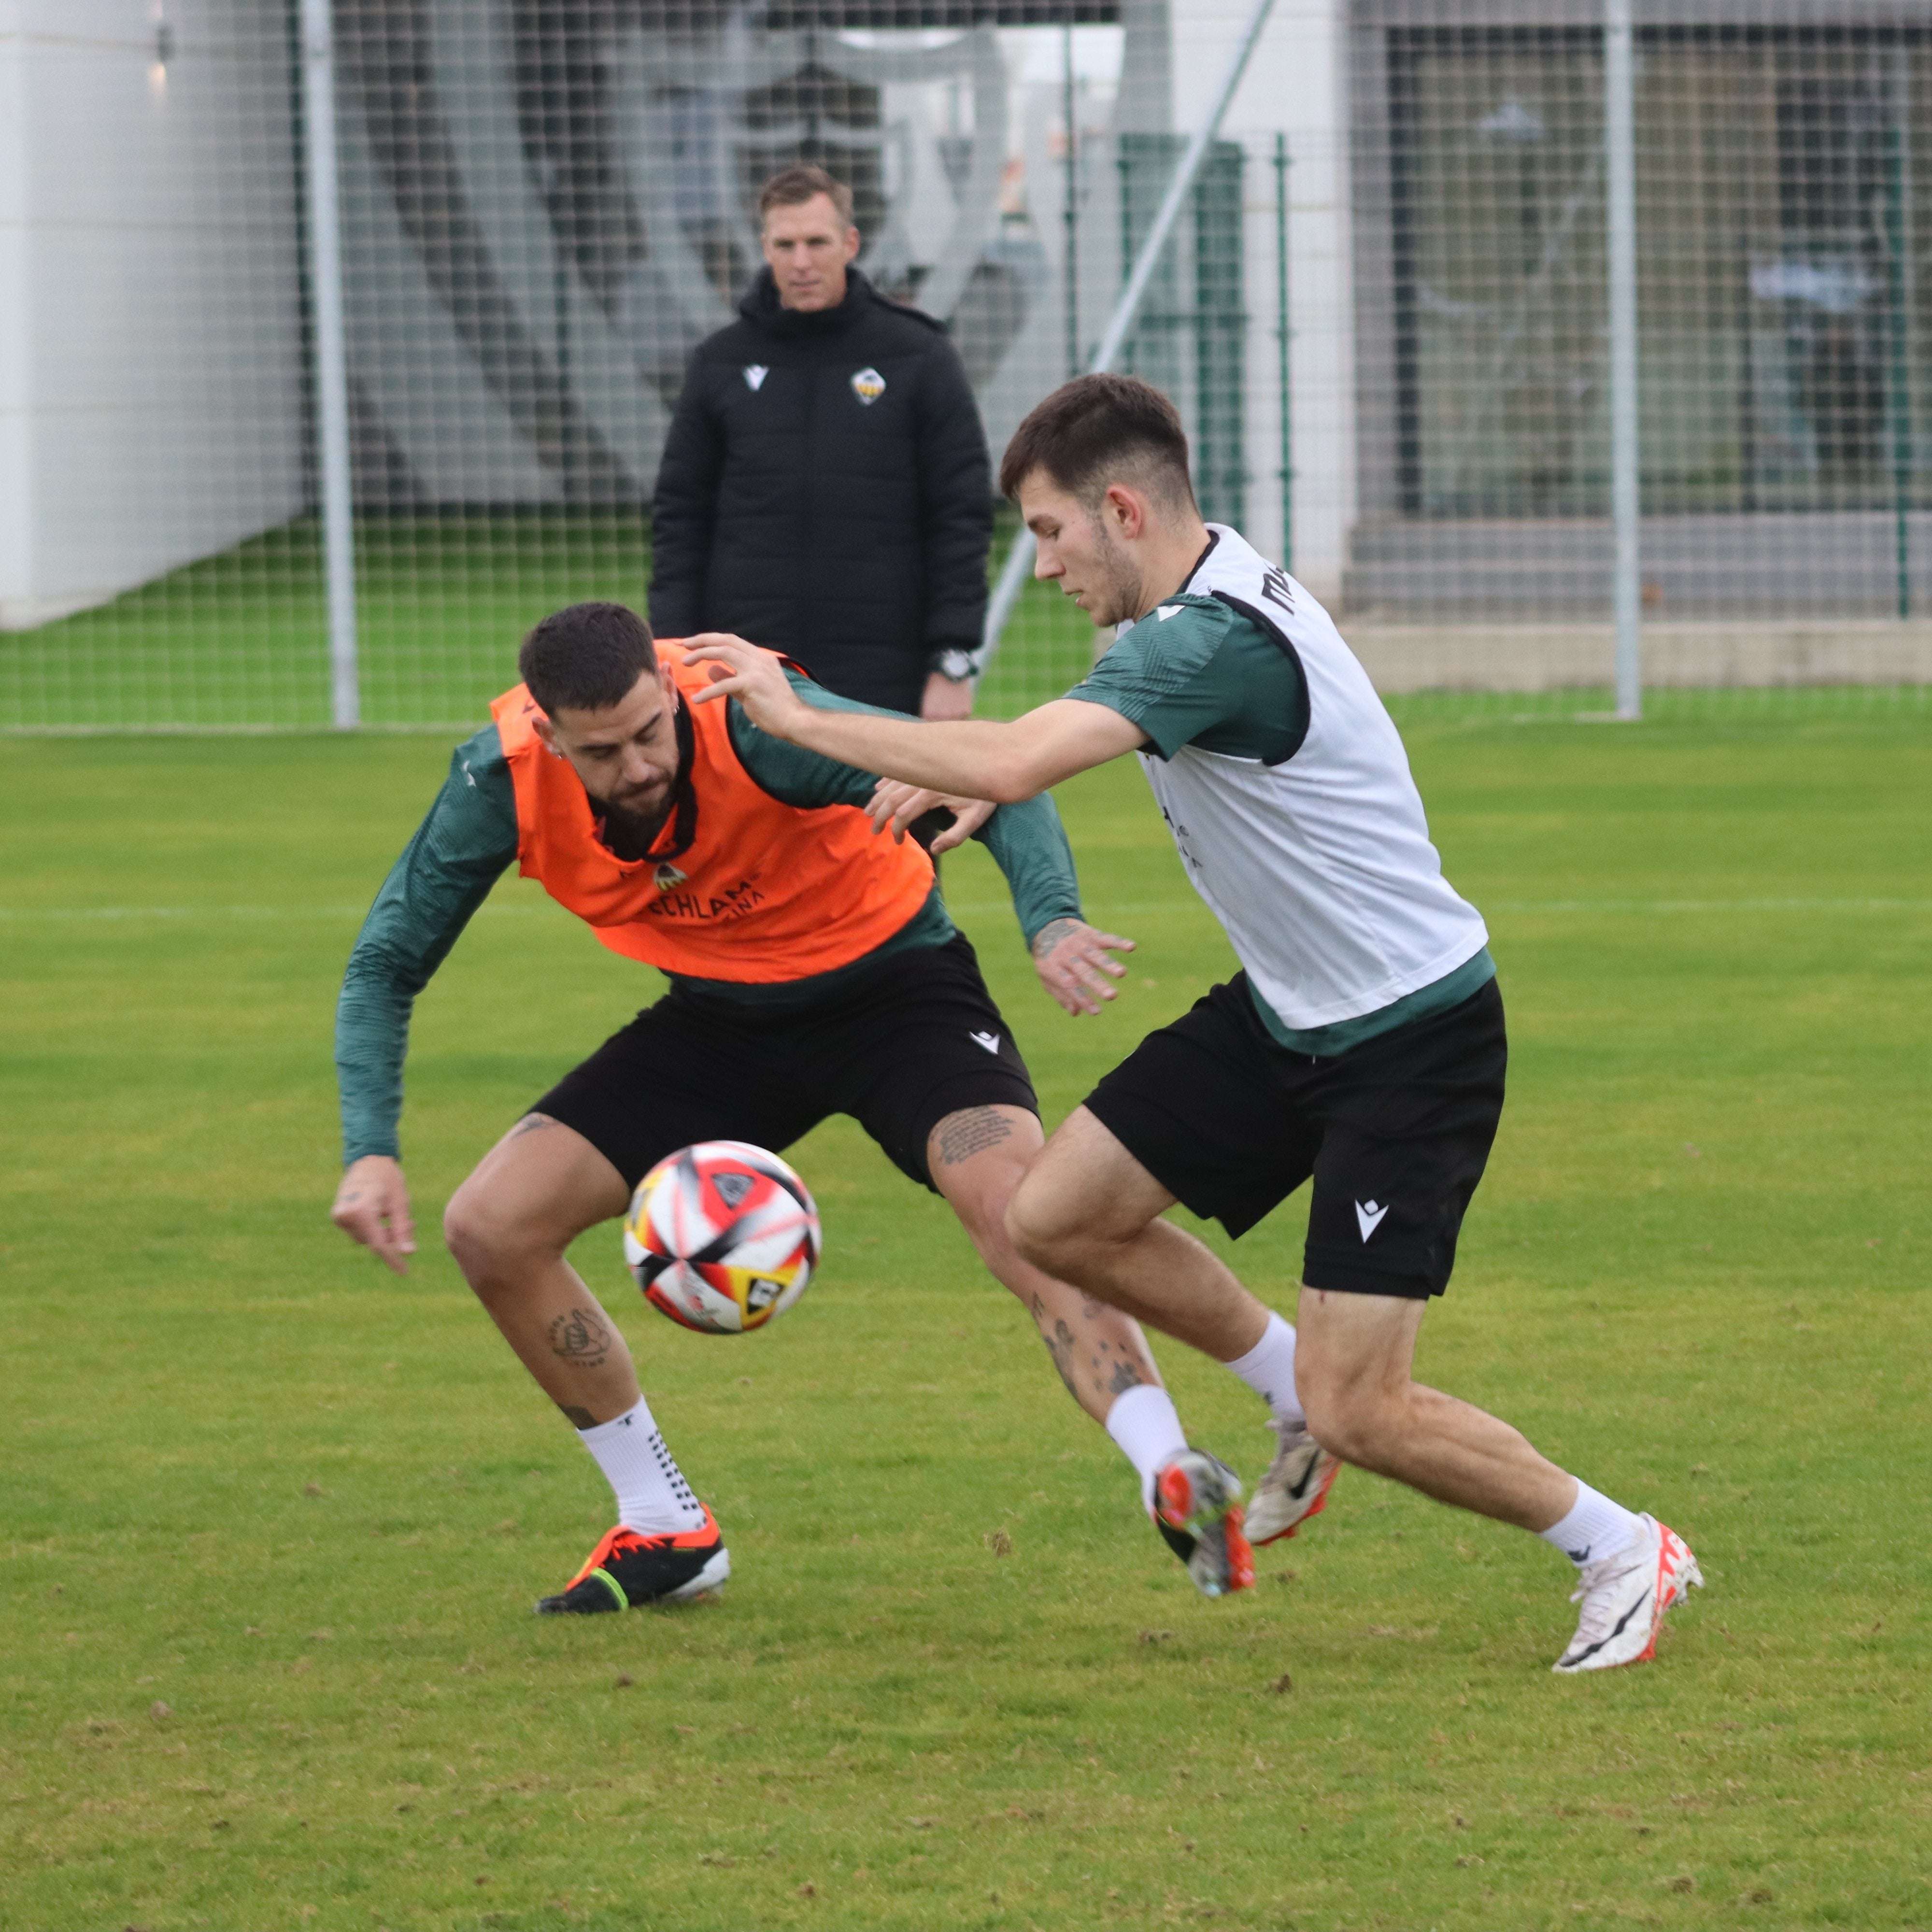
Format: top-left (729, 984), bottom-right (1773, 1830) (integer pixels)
top-left (1, 715), bottom-right (1929, 1932)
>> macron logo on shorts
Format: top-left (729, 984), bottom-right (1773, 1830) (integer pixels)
top-left (1355, 1199), bottom-right (1390, 1242)
top-left (969, 1030), bottom-right (1002, 1055)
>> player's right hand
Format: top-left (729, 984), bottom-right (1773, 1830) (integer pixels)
top-left (332, 1154), bottom-right (417, 1276)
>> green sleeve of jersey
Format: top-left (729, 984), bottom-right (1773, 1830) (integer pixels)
top-left (335, 725), bottom-right (519, 1164)
top-left (727, 676), bottom-right (1082, 949)
top-left (1066, 596), bottom-right (1308, 763)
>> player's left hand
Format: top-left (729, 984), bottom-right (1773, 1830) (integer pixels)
top-left (867, 779), bottom-right (996, 853)
top-left (1031, 915), bottom-right (1136, 1017)
top-left (684, 633), bottom-right (806, 735)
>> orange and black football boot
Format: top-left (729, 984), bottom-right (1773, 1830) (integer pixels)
top-left (534, 1509), bottom-right (730, 1614)
top-left (1153, 1448), bottom-right (1254, 1598)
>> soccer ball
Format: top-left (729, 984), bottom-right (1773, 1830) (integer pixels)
top-left (623, 1141), bottom-right (820, 1335)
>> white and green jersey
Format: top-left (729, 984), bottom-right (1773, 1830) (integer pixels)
top-left (1067, 524), bottom-right (1491, 1052)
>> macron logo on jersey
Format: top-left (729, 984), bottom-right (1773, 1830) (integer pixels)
top-left (743, 364), bottom-right (769, 391)
top-left (969, 1030), bottom-right (1002, 1055)
top-left (1355, 1199), bottom-right (1390, 1242)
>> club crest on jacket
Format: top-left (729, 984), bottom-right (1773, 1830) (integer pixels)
top-left (742, 364), bottom-right (769, 391)
top-left (850, 366), bottom-right (886, 405)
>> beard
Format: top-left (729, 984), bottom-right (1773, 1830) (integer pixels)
top-left (593, 781), bottom-right (674, 860)
top-left (1084, 523), bottom-right (1146, 628)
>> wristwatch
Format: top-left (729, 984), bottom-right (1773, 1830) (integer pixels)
top-left (931, 648), bottom-right (978, 683)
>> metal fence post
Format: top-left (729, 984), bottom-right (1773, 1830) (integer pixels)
top-left (977, 0), bottom-right (1280, 674)
top-left (1605, 0), bottom-right (1641, 720)
top-left (302, 0), bottom-right (359, 729)
top-left (1885, 49), bottom-right (1914, 622)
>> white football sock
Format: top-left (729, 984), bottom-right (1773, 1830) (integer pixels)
top-left (1105, 1384), bottom-right (1189, 1513)
top-left (577, 1396), bottom-right (706, 1536)
top-left (1222, 1311), bottom-right (1305, 1425)
top-left (1539, 1478), bottom-right (1643, 1568)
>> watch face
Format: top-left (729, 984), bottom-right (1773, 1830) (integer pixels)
top-left (938, 651), bottom-right (975, 682)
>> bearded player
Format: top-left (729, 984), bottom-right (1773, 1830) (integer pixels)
top-left (330, 602), bottom-right (1278, 1614)
top-left (688, 375), bottom-right (1705, 1674)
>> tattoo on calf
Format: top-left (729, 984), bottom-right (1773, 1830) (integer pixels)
top-left (548, 1306), bottom-right (613, 1369)
top-left (1108, 1357), bottom-right (1148, 1395)
top-left (1041, 1318), bottom-right (1080, 1398)
top-left (558, 1403), bottom-right (599, 1430)
top-left (935, 1106), bottom-right (1015, 1166)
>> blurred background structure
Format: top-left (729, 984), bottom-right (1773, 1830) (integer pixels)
top-left (4, 0), bottom-right (1932, 726)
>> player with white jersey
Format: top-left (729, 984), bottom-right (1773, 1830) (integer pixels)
top-left (688, 374), bottom-right (1704, 1673)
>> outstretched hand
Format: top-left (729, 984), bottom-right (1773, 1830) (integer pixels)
top-left (1031, 916), bottom-right (1136, 1017)
top-left (332, 1153), bottom-right (416, 1277)
top-left (683, 632), bottom-right (808, 738)
top-left (867, 779), bottom-right (996, 854)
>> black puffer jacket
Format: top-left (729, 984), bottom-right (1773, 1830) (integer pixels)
top-left (649, 269), bottom-right (992, 714)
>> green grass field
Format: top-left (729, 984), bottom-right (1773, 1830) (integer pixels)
top-left (0, 515), bottom-right (1096, 730)
top-left (3, 713), bottom-right (1930, 1931)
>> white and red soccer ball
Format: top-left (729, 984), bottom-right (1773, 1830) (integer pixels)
top-left (623, 1140), bottom-right (820, 1335)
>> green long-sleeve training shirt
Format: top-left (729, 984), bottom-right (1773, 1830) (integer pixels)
top-left (335, 674), bottom-right (1083, 1165)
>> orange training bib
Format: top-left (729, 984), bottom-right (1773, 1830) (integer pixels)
top-left (491, 645), bottom-right (934, 983)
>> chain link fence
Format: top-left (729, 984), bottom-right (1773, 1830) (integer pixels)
top-left (4, 1), bottom-right (1930, 729)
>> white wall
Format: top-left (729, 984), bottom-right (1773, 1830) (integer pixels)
top-left (1171, 0), bottom-right (1355, 604)
top-left (0, 1), bottom-right (305, 630)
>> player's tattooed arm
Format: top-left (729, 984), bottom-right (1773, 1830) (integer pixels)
top-left (1031, 917), bottom-right (1136, 1018)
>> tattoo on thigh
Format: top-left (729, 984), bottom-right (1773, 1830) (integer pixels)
top-left (935, 1106), bottom-right (1015, 1166)
top-left (548, 1306), bottom-right (613, 1369)
top-left (509, 1113), bottom-right (559, 1139)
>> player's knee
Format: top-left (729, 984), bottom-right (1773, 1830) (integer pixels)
top-left (1298, 1376), bottom-right (1394, 1469)
top-left (442, 1182), bottom-right (534, 1286)
top-left (1003, 1168), bottom-right (1073, 1272)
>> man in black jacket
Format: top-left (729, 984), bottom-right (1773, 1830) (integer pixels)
top-left (649, 166), bottom-right (991, 720)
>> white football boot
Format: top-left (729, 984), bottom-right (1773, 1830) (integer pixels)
top-left (1243, 1419), bottom-right (1341, 1546)
top-left (1552, 1513), bottom-right (1703, 1673)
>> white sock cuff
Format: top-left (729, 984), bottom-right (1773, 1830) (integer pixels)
top-left (1105, 1384), bottom-right (1188, 1511)
top-left (1539, 1479), bottom-right (1643, 1567)
top-left (577, 1394), bottom-right (705, 1535)
top-left (1222, 1311), bottom-right (1304, 1423)
top-left (578, 1395), bottom-right (657, 1446)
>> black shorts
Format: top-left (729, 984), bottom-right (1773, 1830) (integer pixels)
top-left (532, 932), bottom-right (1037, 1193)
top-left (1084, 976), bottom-right (1506, 1299)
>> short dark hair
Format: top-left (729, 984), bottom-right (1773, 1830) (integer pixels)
top-left (758, 163), bottom-right (855, 230)
top-left (519, 603), bottom-right (658, 716)
top-left (998, 373), bottom-right (1197, 515)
